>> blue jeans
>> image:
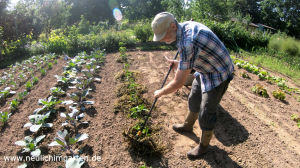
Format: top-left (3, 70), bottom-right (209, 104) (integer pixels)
top-left (188, 75), bottom-right (231, 131)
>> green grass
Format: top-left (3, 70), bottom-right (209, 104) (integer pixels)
top-left (235, 50), bottom-right (300, 85)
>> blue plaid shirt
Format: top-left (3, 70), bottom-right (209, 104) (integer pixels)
top-left (176, 21), bottom-right (234, 92)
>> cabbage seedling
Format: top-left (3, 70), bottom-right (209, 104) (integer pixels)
top-left (15, 135), bottom-right (45, 157)
top-left (50, 87), bottom-right (66, 97)
top-left (48, 129), bottom-right (88, 154)
top-left (24, 112), bottom-right (53, 132)
top-left (0, 111), bottom-right (11, 126)
top-left (60, 106), bottom-right (88, 129)
top-left (10, 99), bottom-right (20, 112)
top-left (0, 87), bottom-right (16, 103)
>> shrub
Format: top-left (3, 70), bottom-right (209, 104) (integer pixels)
top-left (268, 35), bottom-right (300, 57)
top-left (134, 21), bottom-right (153, 43)
top-left (47, 30), bottom-right (67, 54)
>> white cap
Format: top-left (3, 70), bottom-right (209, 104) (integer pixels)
top-left (151, 12), bottom-right (175, 41)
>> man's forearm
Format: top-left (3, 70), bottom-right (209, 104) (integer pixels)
top-left (160, 79), bottom-right (183, 96)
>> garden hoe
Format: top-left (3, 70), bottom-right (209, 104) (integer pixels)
top-left (141, 50), bottom-right (179, 131)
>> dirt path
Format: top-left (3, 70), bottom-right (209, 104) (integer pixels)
top-left (129, 50), bottom-right (300, 168)
top-left (0, 50), bottom-right (299, 168)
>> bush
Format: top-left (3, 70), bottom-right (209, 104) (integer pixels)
top-left (200, 20), bottom-right (271, 51)
top-left (47, 30), bottom-right (67, 54)
top-left (134, 21), bottom-right (153, 43)
top-left (268, 35), bottom-right (300, 57)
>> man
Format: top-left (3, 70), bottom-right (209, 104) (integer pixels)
top-left (151, 12), bottom-right (234, 159)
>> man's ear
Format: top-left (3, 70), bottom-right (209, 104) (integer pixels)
top-left (170, 22), bottom-right (177, 31)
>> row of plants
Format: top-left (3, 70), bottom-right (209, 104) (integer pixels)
top-left (234, 57), bottom-right (300, 129)
top-left (0, 53), bottom-right (58, 90)
top-left (233, 57), bottom-right (300, 97)
top-left (0, 54), bottom-right (60, 128)
top-left (14, 50), bottom-right (105, 168)
top-left (114, 45), bottom-right (163, 158)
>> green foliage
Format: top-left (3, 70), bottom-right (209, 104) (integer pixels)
top-left (252, 84), bottom-right (269, 98)
top-left (48, 62), bottom-right (53, 70)
top-left (291, 114), bottom-right (300, 128)
top-left (130, 105), bottom-right (149, 119)
top-left (134, 21), bottom-right (153, 43)
top-left (10, 99), bottom-right (20, 111)
top-left (78, 15), bottom-right (90, 34)
top-left (32, 76), bottom-right (39, 85)
top-left (272, 89), bottom-right (286, 101)
top-left (0, 111), bottom-right (10, 125)
top-left (269, 36), bottom-right (300, 57)
top-left (25, 81), bottom-right (33, 91)
top-left (202, 20), bottom-right (271, 51)
top-left (47, 30), bottom-right (67, 54)
top-left (41, 69), bottom-right (46, 76)
top-left (241, 72), bottom-right (250, 79)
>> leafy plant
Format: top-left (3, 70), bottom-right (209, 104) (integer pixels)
top-left (252, 84), bottom-right (269, 98)
top-left (50, 87), bottom-right (66, 97)
top-left (60, 105), bottom-right (88, 129)
top-left (18, 91), bottom-right (28, 102)
top-left (291, 114), bottom-right (300, 128)
top-left (49, 129), bottom-right (88, 154)
top-left (32, 76), bottom-right (39, 85)
top-left (0, 111), bottom-right (11, 125)
top-left (40, 68), bottom-right (46, 76)
top-left (0, 87), bottom-right (16, 103)
top-left (15, 135), bottom-right (45, 157)
top-left (37, 96), bottom-right (62, 113)
top-left (272, 89), bottom-right (286, 101)
top-left (24, 112), bottom-right (53, 132)
top-left (48, 62), bottom-right (53, 70)
top-left (130, 105), bottom-right (149, 119)
top-left (25, 81), bottom-right (33, 91)
top-left (241, 72), bottom-right (250, 79)
top-left (132, 122), bottom-right (150, 137)
top-left (10, 99), bottom-right (20, 111)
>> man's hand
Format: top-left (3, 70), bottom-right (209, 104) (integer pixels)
top-left (165, 56), bottom-right (179, 73)
top-left (154, 89), bottom-right (163, 98)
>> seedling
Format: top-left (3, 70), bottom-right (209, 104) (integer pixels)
top-left (0, 87), bottom-right (16, 103)
top-left (15, 135), bottom-right (45, 157)
top-left (50, 87), bottom-right (66, 97)
top-left (37, 96), bottom-right (62, 113)
top-left (241, 72), bottom-right (250, 79)
top-left (49, 130), bottom-right (88, 150)
top-left (252, 84), bottom-right (269, 98)
top-left (18, 91), bottom-right (28, 102)
top-left (24, 112), bottom-right (53, 132)
top-left (48, 62), bottom-right (53, 70)
top-left (32, 76), bottom-right (39, 85)
top-left (10, 99), bottom-right (20, 112)
top-left (272, 89), bottom-right (286, 101)
top-left (40, 68), bottom-right (46, 76)
top-left (0, 111), bottom-right (11, 126)
top-left (130, 105), bottom-right (149, 119)
top-left (25, 81), bottom-right (33, 91)
top-left (291, 114), bottom-right (300, 128)
top-left (60, 105), bottom-right (88, 130)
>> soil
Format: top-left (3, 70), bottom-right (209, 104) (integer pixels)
top-left (0, 50), bottom-right (299, 168)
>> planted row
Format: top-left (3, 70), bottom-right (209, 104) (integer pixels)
top-left (15, 50), bottom-right (105, 168)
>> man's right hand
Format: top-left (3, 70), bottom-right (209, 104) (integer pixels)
top-left (165, 56), bottom-right (179, 73)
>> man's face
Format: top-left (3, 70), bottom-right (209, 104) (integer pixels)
top-left (160, 22), bottom-right (177, 44)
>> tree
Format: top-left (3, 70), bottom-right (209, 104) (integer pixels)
top-left (260, 0), bottom-right (300, 38)
top-left (119, 0), bottom-right (166, 21)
